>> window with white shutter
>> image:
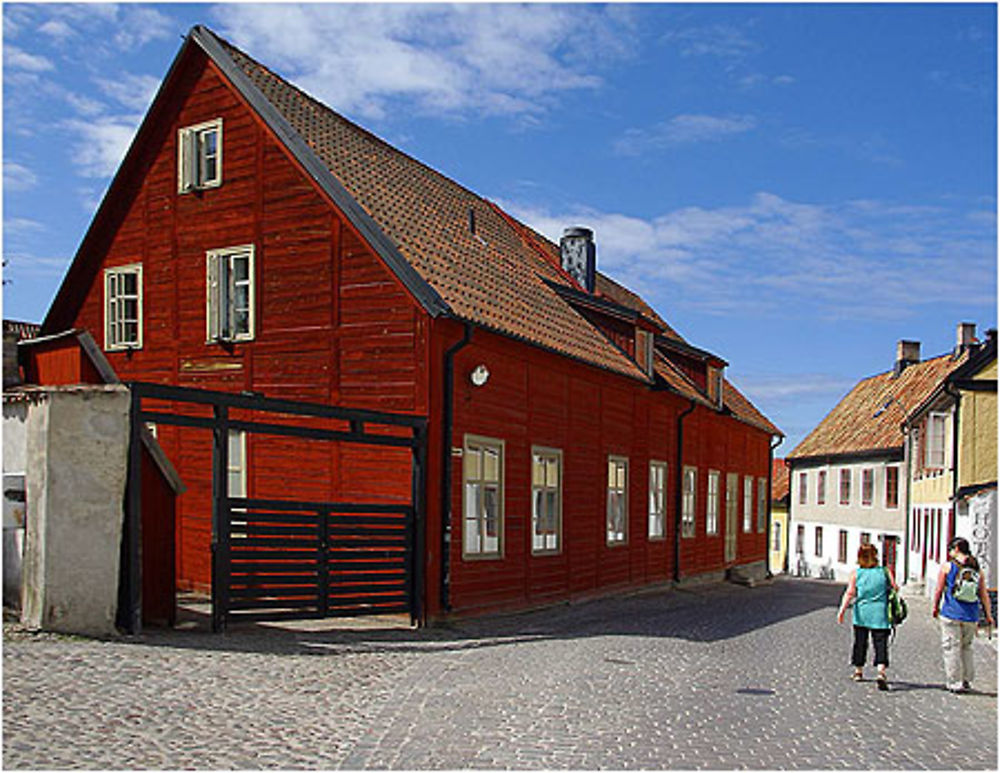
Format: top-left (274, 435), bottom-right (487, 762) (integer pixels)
top-left (178, 118), bottom-right (222, 192)
top-left (104, 264), bottom-right (143, 350)
top-left (206, 245), bottom-right (255, 342)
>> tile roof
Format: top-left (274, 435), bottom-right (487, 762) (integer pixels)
top-left (201, 28), bottom-right (779, 433)
top-left (212, 32), bottom-right (648, 382)
top-left (787, 351), bottom-right (969, 461)
top-left (771, 458), bottom-right (790, 502)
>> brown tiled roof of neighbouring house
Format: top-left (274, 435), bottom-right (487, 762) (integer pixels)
top-left (787, 352), bottom-right (969, 461)
top-left (771, 458), bottom-right (790, 502)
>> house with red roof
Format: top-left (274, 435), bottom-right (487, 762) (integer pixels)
top-left (785, 329), bottom-right (987, 584)
top-left (33, 26), bottom-right (781, 624)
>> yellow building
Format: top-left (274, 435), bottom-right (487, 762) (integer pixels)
top-left (770, 458), bottom-right (789, 574)
top-left (903, 327), bottom-right (996, 596)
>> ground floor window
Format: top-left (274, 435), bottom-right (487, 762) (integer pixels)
top-left (743, 476), bottom-right (753, 532)
top-left (463, 435), bottom-right (504, 558)
top-left (648, 461), bottom-right (667, 539)
top-left (706, 470), bottom-right (720, 535)
top-left (815, 526), bottom-right (823, 557)
top-left (838, 529), bottom-right (848, 563)
top-left (682, 466), bottom-right (697, 538)
top-left (607, 456), bottom-right (628, 545)
top-left (531, 447), bottom-right (561, 554)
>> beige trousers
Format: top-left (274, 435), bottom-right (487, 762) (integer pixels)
top-left (940, 617), bottom-right (977, 688)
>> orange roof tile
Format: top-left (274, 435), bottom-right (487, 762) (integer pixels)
top-left (787, 352), bottom-right (969, 460)
top-left (772, 458), bottom-right (790, 501)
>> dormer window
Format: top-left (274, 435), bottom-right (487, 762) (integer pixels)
top-left (178, 118), bottom-right (222, 192)
top-left (636, 329), bottom-right (654, 376)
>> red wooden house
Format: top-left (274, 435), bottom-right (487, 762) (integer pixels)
top-left (39, 26), bottom-right (780, 623)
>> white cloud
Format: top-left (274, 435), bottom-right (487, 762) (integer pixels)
top-left (4, 161), bottom-right (39, 191)
top-left (662, 24), bottom-right (761, 60)
top-left (4, 45), bottom-right (54, 72)
top-left (615, 114), bottom-right (757, 155)
top-left (62, 116), bottom-right (142, 178)
top-left (38, 18), bottom-right (76, 42)
top-left (502, 192), bottom-right (997, 322)
top-left (96, 73), bottom-right (162, 112)
top-left (212, 3), bottom-right (634, 121)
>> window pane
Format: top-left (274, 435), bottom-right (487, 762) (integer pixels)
top-left (465, 448), bottom-right (481, 481)
top-left (483, 448), bottom-right (499, 482)
top-left (484, 485), bottom-right (498, 537)
top-left (546, 458), bottom-right (559, 488)
top-left (532, 456), bottom-right (545, 487)
top-left (233, 254), bottom-right (249, 283)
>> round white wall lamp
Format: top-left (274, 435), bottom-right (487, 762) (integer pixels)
top-left (470, 364), bottom-right (490, 387)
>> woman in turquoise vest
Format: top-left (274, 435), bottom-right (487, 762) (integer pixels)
top-left (837, 543), bottom-right (898, 690)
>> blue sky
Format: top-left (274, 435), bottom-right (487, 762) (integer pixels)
top-left (3, 2), bottom-right (997, 452)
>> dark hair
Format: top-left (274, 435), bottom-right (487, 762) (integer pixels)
top-left (949, 537), bottom-right (971, 554)
top-left (857, 543), bottom-right (879, 568)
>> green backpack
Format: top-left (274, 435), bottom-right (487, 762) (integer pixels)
top-left (952, 564), bottom-right (981, 603)
top-left (885, 568), bottom-right (907, 626)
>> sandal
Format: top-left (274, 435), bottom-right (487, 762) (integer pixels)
top-left (852, 670), bottom-right (863, 682)
top-left (876, 673), bottom-right (888, 691)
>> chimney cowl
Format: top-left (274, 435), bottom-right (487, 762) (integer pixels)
top-left (894, 340), bottom-right (921, 377)
top-left (559, 227), bottom-right (596, 293)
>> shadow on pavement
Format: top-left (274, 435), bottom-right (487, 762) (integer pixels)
top-left (117, 576), bottom-right (845, 656)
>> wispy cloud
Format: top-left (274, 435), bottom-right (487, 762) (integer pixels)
top-left (96, 73), bottom-right (161, 112)
top-left (663, 23), bottom-right (761, 60)
top-left (4, 161), bottom-right (39, 191)
top-left (615, 113), bottom-right (757, 155)
top-left (4, 44), bottom-right (53, 72)
top-left (62, 116), bottom-right (142, 178)
top-left (503, 192), bottom-right (996, 322)
top-left (212, 3), bottom-right (636, 122)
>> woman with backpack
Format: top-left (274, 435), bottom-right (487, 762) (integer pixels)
top-left (837, 543), bottom-right (898, 691)
top-left (931, 537), bottom-right (995, 693)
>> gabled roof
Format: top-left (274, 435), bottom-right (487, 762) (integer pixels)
top-left (41, 25), bottom-right (780, 434)
top-left (903, 334), bottom-right (997, 426)
top-left (787, 351), bottom-right (970, 462)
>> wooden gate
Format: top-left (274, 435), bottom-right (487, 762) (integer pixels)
top-left (119, 382), bottom-right (427, 633)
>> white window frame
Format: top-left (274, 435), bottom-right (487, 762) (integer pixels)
top-left (682, 466), bottom-right (698, 538)
top-left (606, 455), bottom-right (629, 546)
top-left (206, 244), bottom-right (255, 343)
top-left (462, 435), bottom-right (504, 559)
top-left (706, 470), bottom-right (720, 536)
top-left (104, 263), bottom-right (143, 351)
top-left (861, 468), bottom-right (874, 508)
top-left (648, 460), bottom-right (667, 540)
top-left (178, 117), bottom-right (223, 192)
top-left (757, 476), bottom-right (766, 532)
top-left (926, 412), bottom-right (947, 470)
top-left (743, 476), bottom-right (753, 532)
top-left (531, 446), bottom-right (562, 555)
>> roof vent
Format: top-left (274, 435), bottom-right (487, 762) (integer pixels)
top-left (894, 340), bottom-right (920, 377)
top-left (559, 227), bottom-right (596, 293)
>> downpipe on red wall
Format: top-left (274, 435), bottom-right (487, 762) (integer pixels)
top-left (440, 321), bottom-right (474, 612)
top-left (673, 399), bottom-right (696, 584)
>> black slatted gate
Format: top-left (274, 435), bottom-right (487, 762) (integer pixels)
top-left (120, 382), bottom-right (427, 634)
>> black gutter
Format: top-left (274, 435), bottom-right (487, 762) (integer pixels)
top-left (768, 435), bottom-right (783, 578)
top-left (673, 399), bottom-right (697, 583)
top-left (440, 322), bottom-right (474, 612)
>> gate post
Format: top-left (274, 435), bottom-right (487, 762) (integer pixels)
top-left (211, 405), bottom-right (230, 633)
top-left (117, 387), bottom-right (143, 635)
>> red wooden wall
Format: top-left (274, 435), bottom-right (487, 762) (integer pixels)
top-left (66, 51), bottom-right (426, 592)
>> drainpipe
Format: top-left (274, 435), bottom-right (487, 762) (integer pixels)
top-left (673, 400), bottom-right (696, 583)
top-left (440, 322), bottom-right (473, 613)
top-left (768, 435), bottom-right (783, 578)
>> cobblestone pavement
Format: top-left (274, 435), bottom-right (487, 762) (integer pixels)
top-left (4, 577), bottom-right (996, 770)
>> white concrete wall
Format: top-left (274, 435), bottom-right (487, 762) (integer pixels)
top-left (3, 400), bottom-right (29, 606)
top-left (21, 386), bottom-right (129, 636)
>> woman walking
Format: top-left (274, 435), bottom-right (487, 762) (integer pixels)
top-left (931, 537), bottom-right (995, 693)
top-left (837, 543), bottom-right (897, 691)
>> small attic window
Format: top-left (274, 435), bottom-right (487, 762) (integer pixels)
top-left (178, 118), bottom-right (222, 192)
top-left (636, 329), bottom-right (654, 376)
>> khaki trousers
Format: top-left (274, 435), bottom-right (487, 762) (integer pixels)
top-left (940, 617), bottom-right (977, 688)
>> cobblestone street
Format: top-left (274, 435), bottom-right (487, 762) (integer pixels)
top-left (4, 577), bottom-right (997, 770)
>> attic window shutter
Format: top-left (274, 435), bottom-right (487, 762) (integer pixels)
top-left (178, 128), bottom-right (195, 192)
top-left (207, 252), bottom-right (221, 340)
